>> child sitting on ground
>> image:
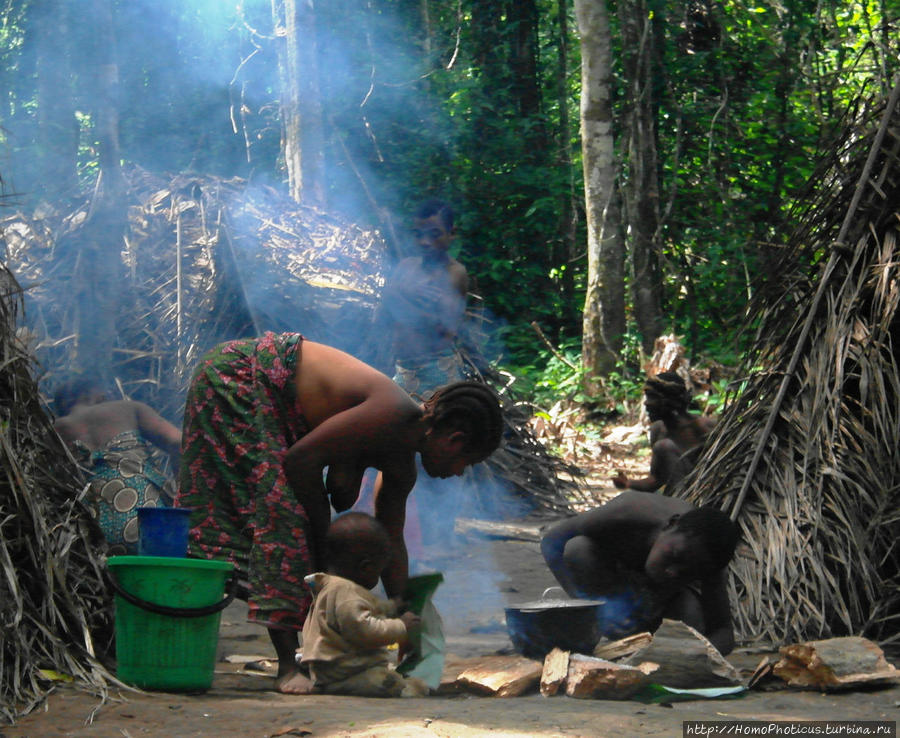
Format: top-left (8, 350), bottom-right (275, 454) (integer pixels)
top-left (300, 512), bottom-right (429, 697)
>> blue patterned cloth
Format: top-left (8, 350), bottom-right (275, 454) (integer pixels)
top-left (74, 430), bottom-right (174, 555)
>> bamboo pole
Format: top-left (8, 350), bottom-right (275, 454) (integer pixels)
top-left (729, 76), bottom-right (900, 522)
top-left (176, 211), bottom-right (183, 343)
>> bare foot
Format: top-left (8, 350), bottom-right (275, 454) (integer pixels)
top-left (276, 668), bottom-right (314, 694)
top-left (400, 676), bottom-right (431, 697)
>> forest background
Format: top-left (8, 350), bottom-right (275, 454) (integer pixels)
top-left (1, 0), bottom-right (898, 414)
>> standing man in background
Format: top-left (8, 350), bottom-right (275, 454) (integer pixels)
top-left (365, 199), bottom-right (475, 554)
top-left (375, 199), bottom-right (470, 393)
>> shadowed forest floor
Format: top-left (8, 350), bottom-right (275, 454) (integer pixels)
top-left (6, 419), bottom-right (900, 736)
top-left (8, 498), bottom-right (900, 736)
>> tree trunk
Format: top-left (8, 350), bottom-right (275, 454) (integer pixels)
top-left (420, 0), bottom-right (433, 59)
top-left (470, 0), bottom-right (503, 79)
top-left (92, 1), bottom-right (124, 203)
top-left (553, 0), bottom-right (578, 320)
top-left (508, 0), bottom-right (542, 121)
top-left (618, 0), bottom-right (663, 354)
top-left (507, 0), bottom-right (557, 295)
top-left (76, 0), bottom-right (126, 380)
top-left (272, 0), bottom-right (325, 206)
top-left (575, 0), bottom-right (625, 390)
top-left (34, 0), bottom-right (78, 199)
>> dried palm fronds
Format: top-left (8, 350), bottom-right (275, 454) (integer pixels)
top-left (477, 365), bottom-right (593, 517)
top-left (2, 167), bottom-right (386, 421)
top-left (1, 166), bottom-right (587, 517)
top-left (681, 78), bottom-right (900, 647)
top-left (0, 264), bottom-right (117, 725)
top-left (438, 298), bottom-right (591, 517)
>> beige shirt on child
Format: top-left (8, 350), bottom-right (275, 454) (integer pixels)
top-left (300, 573), bottom-right (407, 679)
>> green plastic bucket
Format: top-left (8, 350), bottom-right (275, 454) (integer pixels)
top-left (108, 555), bottom-right (234, 691)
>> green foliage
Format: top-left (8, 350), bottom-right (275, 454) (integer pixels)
top-left (637, 0), bottom-right (896, 361)
top-left (0, 0), bottom-right (897, 392)
top-left (509, 328), bottom-right (649, 416)
top-left (701, 376), bottom-right (742, 415)
top-left (526, 342), bottom-right (587, 408)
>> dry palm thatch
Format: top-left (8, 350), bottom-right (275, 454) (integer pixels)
top-left (1, 167), bottom-right (587, 516)
top-left (485, 391), bottom-right (592, 516)
top-left (680, 78), bottom-right (900, 647)
top-left (464, 357), bottom-right (593, 517)
top-left (2, 167), bottom-right (386, 421)
top-left (0, 264), bottom-right (118, 725)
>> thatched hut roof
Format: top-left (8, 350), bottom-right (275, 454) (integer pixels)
top-left (2, 167), bottom-right (587, 515)
top-left (0, 264), bottom-right (116, 724)
top-left (680, 80), bottom-right (900, 647)
top-left (2, 167), bottom-right (386, 421)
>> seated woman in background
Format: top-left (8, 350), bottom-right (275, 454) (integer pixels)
top-left (53, 377), bottom-right (183, 555)
top-left (613, 372), bottom-right (717, 493)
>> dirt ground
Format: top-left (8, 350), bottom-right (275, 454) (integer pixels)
top-left (5, 428), bottom-right (900, 737)
top-left (6, 503), bottom-right (900, 738)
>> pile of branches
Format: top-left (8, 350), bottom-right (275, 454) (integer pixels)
top-left (0, 265), bottom-right (116, 724)
top-left (398, 295), bottom-right (592, 519)
top-left (468, 362), bottom-right (592, 517)
top-left (2, 166), bottom-right (386, 420)
top-left (682, 79), bottom-right (900, 646)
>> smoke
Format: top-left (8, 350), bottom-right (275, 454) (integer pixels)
top-left (594, 591), bottom-right (651, 639)
top-left (353, 461), bottom-right (531, 635)
top-left (7, 0), bottom-right (542, 636)
top-left (414, 468), bottom-right (536, 634)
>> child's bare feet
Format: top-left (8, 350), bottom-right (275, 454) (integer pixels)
top-left (276, 667), bottom-right (314, 694)
top-left (400, 676), bottom-right (431, 697)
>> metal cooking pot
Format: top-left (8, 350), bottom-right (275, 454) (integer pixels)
top-left (505, 587), bottom-right (606, 659)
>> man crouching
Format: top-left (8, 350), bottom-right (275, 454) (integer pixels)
top-left (540, 491), bottom-right (739, 655)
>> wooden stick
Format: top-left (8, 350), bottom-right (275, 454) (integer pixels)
top-left (530, 321), bottom-right (579, 371)
top-left (729, 76), bottom-right (900, 522)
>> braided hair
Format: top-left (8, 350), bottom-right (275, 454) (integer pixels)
top-left (422, 380), bottom-right (503, 460)
top-left (643, 371), bottom-right (692, 416)
top-left (675, 506), bottom-right (739, 573)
